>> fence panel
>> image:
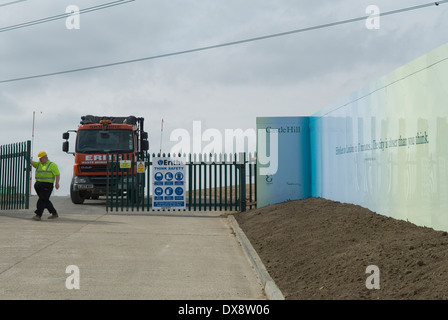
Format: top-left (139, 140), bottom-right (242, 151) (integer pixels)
top-left (106, 152), bottom-right (148, 213)
top-left (106, 152), bottom-right (257, 212)
top-left (0, 141), bottom-right (31, 210)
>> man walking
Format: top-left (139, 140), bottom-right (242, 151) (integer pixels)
top-left (31, 151), bottom-right (60, 221)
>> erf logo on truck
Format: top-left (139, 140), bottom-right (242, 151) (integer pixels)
top-left (62, 115), bottom-right (149, 204)
top-left (83, 154), bottom-right (123, 162)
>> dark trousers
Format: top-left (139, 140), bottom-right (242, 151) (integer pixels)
top-left (34, 182), bottom-right (57, 216)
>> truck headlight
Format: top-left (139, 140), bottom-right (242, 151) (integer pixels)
top-left (73, 176), bottom-right (89, 184)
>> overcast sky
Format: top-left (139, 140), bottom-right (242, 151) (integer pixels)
top-left (1, 0), bottom-right (447, 196)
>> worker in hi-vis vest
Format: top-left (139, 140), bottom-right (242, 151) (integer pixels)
top-left (31, 151), bottom-right (60, 221)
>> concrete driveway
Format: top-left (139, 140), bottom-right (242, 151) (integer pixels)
top-left (0, 196), bottom-right (266, 300)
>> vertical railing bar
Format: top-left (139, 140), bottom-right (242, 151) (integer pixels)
top-left (131, 154), bottom-right (135, 212)
top-left (188, 154), bottom-right (192, 211)
top-left (109, 154), bottom-right (112, 211)
top-left (19, 142), bottom-right (24, 209)
top-left (209, 155), bottom-right (212, 211)
top-left (15, 143), bottom-right (21, 210)
top-left (6, 144), bottom-right (12, 210)
top-left (202, 154), bottom-right (206, 211)
top-left (14, 143), bottom-right (19, 209)
top-left (109, 154), bottom-right (114, 212)
top-left (200, 155), bottom-right (203, 211)
top-left (219, 156), bottom-right (223, 211)
top-left (235, 153), bottom-right (239, 211)
top-left (25, 140), bottom-right (31, 210)
top-left (248, 152), bottom-right (252, 210)
top-left (1, 144), bottom-right (6, 210)
top-left (18, 143), bottom-right (22, 209)
top-left (0, 144), bottom-right (3, 210)
top-left (193, 155), bottom-right (197, 211)
top-left (149, 153), bottom-right (152, 211)
top-left (115, 153), bottom-right (120, 212)
top-left (18, 142), bottom-right (24, 209)
top-left (4, 144), bottom-right (9, 210)
top-left (224, 156), bottom-right (228, 211)
top-left (1, 144), bottom-right (5, 210)
top-left (229, 154), bottom-right (233, 212)
top-left (10, 144), bottom-right (16, 210)
top-left (216, 154), bottom-right (219, 211)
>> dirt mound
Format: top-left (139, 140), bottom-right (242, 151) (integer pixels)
top-left (234, 197), bottom-right (448, 300)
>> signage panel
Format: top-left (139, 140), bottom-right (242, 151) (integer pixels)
top-left (256, 117), bottom-right (311, 208)
top-left (152, 157), bottom-right (186, 210)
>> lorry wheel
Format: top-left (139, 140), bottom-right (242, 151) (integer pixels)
top-left (70, 187), bottom-right (85, 204)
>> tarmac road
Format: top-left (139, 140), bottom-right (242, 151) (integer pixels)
top-left (0, 196), bottom-right (267, 300)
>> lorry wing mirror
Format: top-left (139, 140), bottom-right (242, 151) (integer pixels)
top-left (62, 141), bottom-right (69, 153)
top-left (142, 140), bottom-right (149, 151)
top-left (141, 132), bottom-right (148, 140)
top-left (62, 132), bottom-right (70, 140)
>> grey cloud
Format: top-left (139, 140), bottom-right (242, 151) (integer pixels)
top-left (1, 1), bottom-right (447, 159)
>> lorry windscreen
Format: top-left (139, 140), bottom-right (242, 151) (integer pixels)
top-left (76, 129), bottom-right (133, 153)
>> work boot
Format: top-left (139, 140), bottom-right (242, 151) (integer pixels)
top-left (48, 214), bottom-right (59, 219)
top-left (32, 215), bottom-right (41, 221)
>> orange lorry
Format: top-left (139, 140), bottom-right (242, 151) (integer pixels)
top-left (62, 115), bottom-right (149, 204)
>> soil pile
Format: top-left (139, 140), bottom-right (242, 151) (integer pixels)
top-left (234, 197), bottom-right (448, 299)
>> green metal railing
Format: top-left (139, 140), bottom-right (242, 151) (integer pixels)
top-left (106, 152), bottom-right (257, 212)
top-left (0, 141), bottom-right (31, 210)
top-left (106, 152), bottom-right (149, 212)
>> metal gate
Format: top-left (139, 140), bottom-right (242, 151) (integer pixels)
top-left (106, 152), bottom-right (256, 212)
top-left (0, 141), bottom-right (31, 210)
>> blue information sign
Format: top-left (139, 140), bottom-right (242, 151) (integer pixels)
top-left (152, 157), bottom-right (186, 210)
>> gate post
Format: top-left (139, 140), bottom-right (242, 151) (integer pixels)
top-left (25, 140), bottom-right (31, 209)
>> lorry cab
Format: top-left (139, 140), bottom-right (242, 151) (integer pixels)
top-left (63, 115), bottom-right (149, 204)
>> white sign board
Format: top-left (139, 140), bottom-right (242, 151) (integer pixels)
top-left (152, 157), bottom-right (186, 210)
top-left (256, 117), bottom-right (311, 208)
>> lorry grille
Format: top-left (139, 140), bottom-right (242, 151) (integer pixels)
top-left (80, 165), bottom-right (108, 173)
top-left (90, 177), bottom-right (108, 186)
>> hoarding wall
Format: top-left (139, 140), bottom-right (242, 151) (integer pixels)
top-left (256, 117), bottom-right (311, 208)
top-left (310, 42), bottom-right (448, 231)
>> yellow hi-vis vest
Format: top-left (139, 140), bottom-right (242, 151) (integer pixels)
top-left (34, 161), bottom-right (60, 183)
